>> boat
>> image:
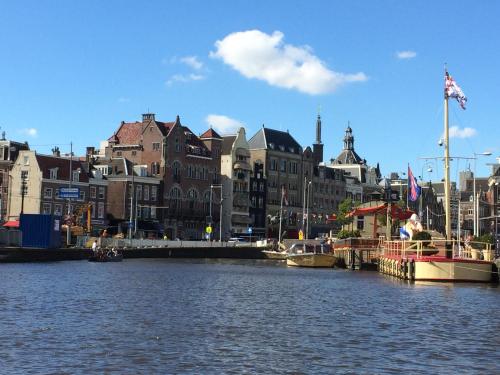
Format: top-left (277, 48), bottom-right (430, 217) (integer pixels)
top-left (88, 250), bottom-right (123, 262)
top-left (261, 249), bottom-right (287, 260)
top-left (286, 242), bottom-right (336, 268)
top-left (378, 69), bottom-right (496, 282)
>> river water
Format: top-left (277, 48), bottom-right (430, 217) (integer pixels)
top-left (0, 259), bottom-right (499, 374)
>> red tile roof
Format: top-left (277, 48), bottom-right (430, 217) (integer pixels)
top-left (200, 128), bottom-right (222, 139)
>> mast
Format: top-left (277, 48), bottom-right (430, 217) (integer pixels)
top-left (444, 78), bottom-right (452, 242)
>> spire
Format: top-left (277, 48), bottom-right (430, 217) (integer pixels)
top-left (315, 114), bottom-right (322, 144)
top-left (343, 122), bottom-right (354, 150)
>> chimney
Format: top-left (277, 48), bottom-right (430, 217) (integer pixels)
top-left (52, 146), bottom-right (60, 157)
top-left (142, 113), bottom-right (155, 122)
top-left (86, 146), bottom-right (95, 163)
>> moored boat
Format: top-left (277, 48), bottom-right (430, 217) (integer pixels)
top-left (88, 250), bottom-right (123, 262)
top-left (286, 242), bottom-right (336, 268)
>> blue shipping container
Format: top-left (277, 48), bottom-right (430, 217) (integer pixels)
top-left (20, 214), bottom-right (62, 249)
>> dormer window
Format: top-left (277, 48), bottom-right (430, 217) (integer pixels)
top-left (269, 143), bottom-right (274, 149)
top-left (50, 168), bottom-right (58, 180)
top-left (72, 170), bottom-right (80, 182)
top-left (289, 147), bottom-right (295, 153)
top-left (279, 145), bottom-right (285, 152)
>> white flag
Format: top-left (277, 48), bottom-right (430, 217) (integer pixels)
top-left (445, 71), bottom-right (467, 110)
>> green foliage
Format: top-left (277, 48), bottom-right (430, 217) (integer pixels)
top-left (473, 234), bottom-right (495, 245)
top-left (335, 198), bottom-right (360, 226)
top-left (337, 229), bottom-right (361, 239)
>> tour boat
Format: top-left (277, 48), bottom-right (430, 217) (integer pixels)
top-left (286, 242), bottom-right (336, 268)
top-left (378, 69), bottom-right (496, 282)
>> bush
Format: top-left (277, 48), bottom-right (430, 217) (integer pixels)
top-left (413, 231), bottom-right (432, 246)
top-left (337, 229), bottom-right (361, 239)
top-left (472, 233), bottom-right (495, 248)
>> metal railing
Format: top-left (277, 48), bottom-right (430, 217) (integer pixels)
top-left (382, 238), bottom-right (495, 261)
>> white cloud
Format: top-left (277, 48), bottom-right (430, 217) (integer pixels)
top-left (180, 56), bottom-right (203, 70)
top-left (210, 30), bottom-right (367, 95)
top-left (19, 128), bottom-right (38, 137)
top-left (205, 114), bottom-right (243, 134)
top-left (449, 126), bottom-right (477, 139)
top-left (166, 73), bottom-right (205, 86)
top-left (396, 50), bottom-right (417, 59)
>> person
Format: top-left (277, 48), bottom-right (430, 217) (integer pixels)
top-left (92, 240), bottom-right (98, 254)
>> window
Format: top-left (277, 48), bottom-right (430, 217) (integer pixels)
top-left (90, 186), bottom-right (96, 199)
top-left (50, 169), bottom-right (57, 180)
top-left (357, 215), bottom-right (364, 230)
top-left (43, 188), bottom-right (53, 199)
top-left (279, 145), bottom-right (285, 152)
top-left (144, 186), bottom-right (150, 201)
top-left (55, 189), bottom-right (60, 199)
top-left (91, 202), bottom-right (96, 218)
top-left (280, 160), bottom-right (286, 172)
top-left (72, 170), bottom-right (80, 182)
top-left (98, 187), bottom-right (105, 199)
top-left (270, 159), bottom-right (277, 171)
top-left (151, 186), bottom-right (157, 201)
top-left (290, 162), bottom-right (298, 174)
top-left (131, 150), bottom-right (137, 156)
top-left (175, 138), bottom-right (181, 152)
top-left (151, 162), bottom-right (160, 175)
top-left (23, 156), bottom-right (29, 166)
top-left (79, 191), bottom-right (85, 201)
top-left (43, 203), bottom-right (51, 214)
top-left (54, 204), bottom-right (62, 216)
top-left (98, 202), bottom-right (104, 218)
top-left (136, 185), bottom-right (142, 200)
top-left (150, 206), bottom-right (156, 219)
top-left (152, 142), bottom-right (160, 151)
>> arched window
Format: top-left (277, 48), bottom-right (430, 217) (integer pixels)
top-left (172, 161), bottom-right (181, 182)
top-left (187, 188), bottom-right (199, 210)
top-left (170, 187), bottom-right (182, 209)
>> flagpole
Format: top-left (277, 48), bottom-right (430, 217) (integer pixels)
top-left (406, 163), bottom-right (409, 210)
top-left (278, 186), bottom-right (283, 245)
top-left (444, 71), bottom-right (452, 244)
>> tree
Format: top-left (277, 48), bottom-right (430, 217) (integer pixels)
top-left (335, 198), bottom-right (360, 227)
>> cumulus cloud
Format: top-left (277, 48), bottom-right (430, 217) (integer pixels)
top-left (396, 50), bottom-right (417, 59)
top-left (210, 30), bottom-right (367, 95)
top-left (205, 114), bottom-right (243, 134)
top-left (180, 56), bottom-right (203, 70)
top-left (166, 73), bottom-right (205, 86)
top-left (19, 128), bottom-right (38, 137)
top-left (448, 126), bottom-right (477, 139)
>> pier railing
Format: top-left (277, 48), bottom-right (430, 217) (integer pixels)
top-left (76, 235), bottom-right (261, 249)
top-left (382, 239), bottom-right (495, 261)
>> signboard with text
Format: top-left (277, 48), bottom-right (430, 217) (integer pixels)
top-left (59, 187), bottom-right (80, 199)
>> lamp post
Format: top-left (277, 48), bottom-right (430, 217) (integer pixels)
top-left (473, 151), bottom-right (492, 236)
top-left (305, 181), bottom-right (312, 240)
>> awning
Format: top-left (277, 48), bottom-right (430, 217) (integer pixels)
top-left (348, 204), bottom-right (414, 220)
top-left (3, 220), bottom-right (20, 228)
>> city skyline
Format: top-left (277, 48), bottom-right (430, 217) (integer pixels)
top-left (1, 1), bottom-right (499, 179)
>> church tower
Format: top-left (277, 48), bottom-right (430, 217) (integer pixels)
top-left (312, 114), bottom-right (324, 164)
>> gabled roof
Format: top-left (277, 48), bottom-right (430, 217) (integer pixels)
top-left (332, 149), bottom-right (364, 165)
top-left (248, 127), bottom-right (301, 154)
top-left (200, 128), bottom-right (222, 139)
top-left (35, 154), bottom-right (89, 182)
top-left (221, 136), bottom-right (237, 155)
top-left (108, 122), bottom-right (142, 144)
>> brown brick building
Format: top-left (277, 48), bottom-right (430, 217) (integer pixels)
top-left (104, 113), bottom-right (221, 239)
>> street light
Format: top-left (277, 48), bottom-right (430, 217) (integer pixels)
top-left (473, 151), bottom-right (492, 236)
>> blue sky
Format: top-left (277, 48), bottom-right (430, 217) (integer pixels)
top-left (1, 1), bottom-right (499, 180)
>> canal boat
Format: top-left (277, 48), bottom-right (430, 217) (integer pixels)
top-left (286, 242), bottom-right (335, 268)
top-left (378, 69), bottom-right (497, 283)
top-left (262, 249), bottom-right (287, 260)
top-left (88, 250), bottom-right (123, 262)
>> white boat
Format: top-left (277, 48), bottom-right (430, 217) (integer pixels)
top-left (286, 242), bottom-right (336, 268)
top-left (262, 249), bottom-right (287, 260)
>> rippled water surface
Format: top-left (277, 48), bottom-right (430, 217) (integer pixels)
top-left (1, 259), bottom-right (499, 374)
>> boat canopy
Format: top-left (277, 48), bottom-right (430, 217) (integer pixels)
top-left (348, 204), bottom-right (413, 220)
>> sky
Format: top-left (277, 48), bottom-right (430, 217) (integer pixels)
top-left (1, 0), bottom-right (499, 181)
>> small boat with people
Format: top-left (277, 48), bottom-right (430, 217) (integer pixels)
top-left (286, 242), bottom-right (336, 268)
top-left (88, 248), bottom-right (123, 262)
